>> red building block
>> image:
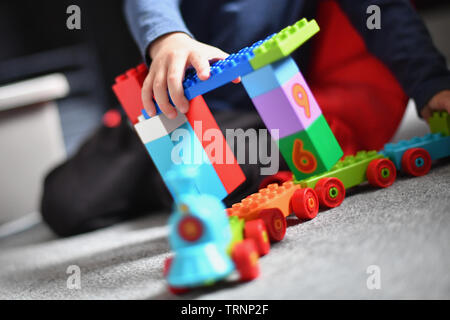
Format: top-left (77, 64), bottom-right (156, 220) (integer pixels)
top-left (186, 96), bottom-right (246, 194)
top-left (112, 63), bottom-right (148, 124)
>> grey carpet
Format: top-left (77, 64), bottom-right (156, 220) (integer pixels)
top-left (0, 159), bottom-right (449, 300)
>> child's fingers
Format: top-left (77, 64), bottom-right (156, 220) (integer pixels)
top-left (153, 64), bottom-right (177, 119)
top-left (141, 72), bottom-right (157, 117)
top-left (189, 52), bottom-right (211, 81)
top-left (167, 54), bottom-right (190, 114)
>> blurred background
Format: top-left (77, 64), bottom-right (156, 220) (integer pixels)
top-left (0, 0), bottom-right (449, 234)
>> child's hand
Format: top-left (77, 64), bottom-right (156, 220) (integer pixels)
top-left (142, 32), bottom-right (229, 119)
top-left (421, 89), bottom-right (450, 120)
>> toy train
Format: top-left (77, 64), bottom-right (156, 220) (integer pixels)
top-left (229, 111), bottom-right (450, 243)
top-left (162, 167), bottom-right (270, 294)
top-left (111, 14), bottom-right (449, 294)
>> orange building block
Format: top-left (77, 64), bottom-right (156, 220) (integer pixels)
top-left (226, 181), bottom-right (301, 221)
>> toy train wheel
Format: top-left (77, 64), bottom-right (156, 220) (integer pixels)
top-left (232, 239), bottom-right (260, 281)
top-left (169, 286), bottom-right (190, 295)
top-left (244, 219), bottom-right (270, 256)
top-left (259, 171), bottom-right (293, 190)
top-left (164, 257), bottom-right (189, 295)
top-left (290, 188), bottom-right (319, 220)
top-left (401, 148), bottom-right (432, 177)
top-left (259, 208), bottom-right (287, 242)
top-left (367, 158), bottom-right (397, 187)
top-left (163, 256), bottom-right (172, 277)
top-left (314, 177), bottom-right (346, 208)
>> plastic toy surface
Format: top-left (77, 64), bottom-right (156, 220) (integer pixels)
top-left (428, 111), bottom-right (450, 136)
top-left (227, 181), bottom-right (319, 241)
top-left (296, 151), bottom-right (396, 189)
top-left (181, 18), bottom-right (319, 100)
top-left (227, 150), bottom-right (398, 241)
top-left (249, 18), bottom-right (320, 70)
top-left (112, 63), bottom-right (148, 124)
top-left (164, 166), bottom-right (269, 294)
top-left (382, 133), bottom-right (450, 176)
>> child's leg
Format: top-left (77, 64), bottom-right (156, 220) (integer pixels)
top-left (308, 0), bottom-right (408, 155)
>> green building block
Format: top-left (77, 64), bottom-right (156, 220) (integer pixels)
top-left (227, 215), bottom-right (244, 254)
top-left (249, 18), bottom-right (320, 70)
top-left (428, 111), bottom-right (450, 136)
top-left (295, 150), bottom-right (384, 189)
top-left (277, 115), bottom-right (343, 181)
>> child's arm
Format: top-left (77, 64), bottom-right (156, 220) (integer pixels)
top-left (124, 0), bottom-right (229, 119)
top-left (338, 0), bottom-right (450, 118)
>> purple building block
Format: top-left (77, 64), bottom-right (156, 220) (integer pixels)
top-left (251, 70), bottom-right (322, 139)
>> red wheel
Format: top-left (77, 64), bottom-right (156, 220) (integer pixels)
top-left (259, 171), bottom-right (293, 190)
top-left (163, 257), bottom-right (172, 277)
top-left (314, 177), bottom-right (345, 208)
top-left (258, 208), bottom-right (287, 242)
top-left (164, 257), bottom-right (190, 295)
top-left (231, 239), bottom-right (260, 281)
top-left (290, 188), bottom-right (319, 220)
top-left (367, 158), bottom-right (397, 187)
top-left (244, 219), bottom-right (270, 256)
top-left (401, 148), bottom-right (432, 177)
top-left (169, 286), bottom-right (189, 295)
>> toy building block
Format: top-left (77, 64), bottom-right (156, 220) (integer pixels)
top-left (247, 60), bottom-right (322, 138)
top-left (249, 18), bottom-right (319, 70)
top-left (278, 115), bottom-right (343, 181)
top-left (114, 63), bottom-right (246, 197)
top-left (382, 133), bottom-right (450, 170)
top-left (186, 96), bottom-right (246, 194)
top-left (141, 103), bottom-right (162, 119)
top-left (295, 151), bottom-right (385, 189)
top-left (181, 18), bottom-right (319, 100)
top-left (134, 111), bottom-right (187, 144)
top-left (241, 56), bottom-right (301, 99)
top-left (135, 114), bottom-right (228, 200)
top-left (175, 121), bottom-right (228, 199)
top-left (227, 181), bottom-right (300, 221)
top-left (428, 111), bottom-right (450, 136)
top-left (182, 45), bottom-right (256, 101)
top-left (164, 167), bottom-right (263, 292)
top-left (112, 63), bottom-right (148, 124)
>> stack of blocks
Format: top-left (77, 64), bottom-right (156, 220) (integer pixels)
top-left (113, 64), bottom-right (245, 200)
top-left (242, 56), bottom-right (343, 180)
top-left (181, 18), bottom-right (343, 181)
top-left (112, 18), bottom-right (344, 199)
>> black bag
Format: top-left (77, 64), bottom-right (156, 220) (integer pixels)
top-left (41, 112), bottom-right (172, 237)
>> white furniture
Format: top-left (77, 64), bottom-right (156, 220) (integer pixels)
top-left (0, 74), bottom-right (68, 226)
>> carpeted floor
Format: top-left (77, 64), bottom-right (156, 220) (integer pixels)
top-left (0, 158), bottom-right (449, 300)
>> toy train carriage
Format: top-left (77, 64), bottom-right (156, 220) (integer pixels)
top-left (227, 151), bottom-right (397, 242)
top-left (163, 168), bottom-right (270, 294)
top-left (381, 111), bottom-right (450, 176)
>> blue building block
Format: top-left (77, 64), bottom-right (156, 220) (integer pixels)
top-left (182, 36), bottom-right (274, 101)
top-left (381, 133), bottom-right (450, 169)
top-left (241, 56), bottom-right (300, 98)
top-left (141, 99), bottom-right (167, 119)
top-left (143, 121), bottom-right (228, 200)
